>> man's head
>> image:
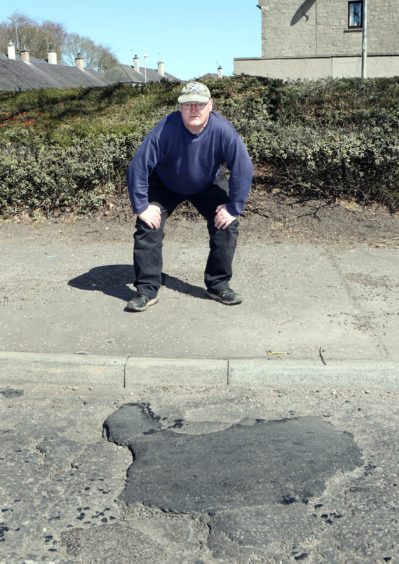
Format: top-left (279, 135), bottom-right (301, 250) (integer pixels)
top-left (178, 82), bottom-right (213, 134)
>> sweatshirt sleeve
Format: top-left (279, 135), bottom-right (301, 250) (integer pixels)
top-left (126, 132), bottom-right (162, 214)
top-left (223, 128), bottom-right (254, 217)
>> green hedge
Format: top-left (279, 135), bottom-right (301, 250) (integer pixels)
top-left (245, 123), bottom-right (399, 208)
top-left (1, 76), bottom-right (399, 217)
top-left (0, 128), bottom-right (140, 216)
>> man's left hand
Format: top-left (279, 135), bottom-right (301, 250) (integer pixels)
top-left (214, 204), bottom-right (237, 230)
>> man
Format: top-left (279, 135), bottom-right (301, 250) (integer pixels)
top-left (126, 81), bottom-right (253, 312)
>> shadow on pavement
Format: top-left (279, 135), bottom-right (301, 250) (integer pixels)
top-left (68, 264), bottom-right (208, 302)
top-left (162, 273), bottom-right (208, 299)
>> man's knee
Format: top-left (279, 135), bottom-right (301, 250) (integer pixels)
top-left (227, 218), bottom-right (239, 234)
top-left (134, 218), bottom-right (163, 246)
top-left (210, 218), bottom-right (239, 237)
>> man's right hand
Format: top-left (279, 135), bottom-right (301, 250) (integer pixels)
top-left (138, 204), bottom-right (161, 229)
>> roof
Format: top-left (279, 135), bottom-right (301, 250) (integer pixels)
top-left (198, 72), bottom-right (219, 80)
top-left (102, 63), bottom-right (179, 84)
top-left (0, 54), bottom-right (111, 91)
top-left (0, 55), bottom-right (180, 91)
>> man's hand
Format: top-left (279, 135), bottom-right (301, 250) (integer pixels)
top-left (214, 204), bottom-right (236, 230)
top-left (138, 204), bottom-right (161, 229)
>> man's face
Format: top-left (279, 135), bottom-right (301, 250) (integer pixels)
top-left (179, 100), bottom-right (213, 134)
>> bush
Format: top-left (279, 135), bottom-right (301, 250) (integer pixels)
top-left (1, 76), bottom-right (399, 217)
top-left (0, 128), bottom-right (141, 217)
top-left (244, 123), bottom-right (399, 208)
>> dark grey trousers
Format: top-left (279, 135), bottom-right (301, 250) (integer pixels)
top-left (133, 173), bottom-right (239, 298)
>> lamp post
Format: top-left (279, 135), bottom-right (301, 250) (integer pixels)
top-left (144, 54), bottom-right (149, 84)
top-left (361, 0), bottom-right (368, 78)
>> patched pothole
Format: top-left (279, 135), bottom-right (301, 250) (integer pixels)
top-left (103, 403), bottom-right (363, 514)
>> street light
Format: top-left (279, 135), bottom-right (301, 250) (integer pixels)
top-left (144, 54), bottom-right (149, 84)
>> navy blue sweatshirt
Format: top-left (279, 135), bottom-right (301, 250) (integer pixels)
top-left (127, 111), bottom-right (253, 217)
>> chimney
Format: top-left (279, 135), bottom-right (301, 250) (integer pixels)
top-left (20, 48), bottom-right (30, 63)
top-left (7, 41), bottom-right (16, 60)
top-left (75, 52), bottom-right (84, 70)
top-left (133, 54), bottom-right (140, 73)
top-left (157, 61), bottom-right (165, 78)
top-left (217, 65), bottom-right (223, 79)
top-left (47, 46), bottom-right (57, 65)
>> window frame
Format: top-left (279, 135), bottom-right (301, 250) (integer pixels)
top-left (348, 1), bottom-right (363, 29)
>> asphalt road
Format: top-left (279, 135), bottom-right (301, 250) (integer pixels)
top-left (1, 381), bottom-right (399, 563)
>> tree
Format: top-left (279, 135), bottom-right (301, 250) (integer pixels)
top-left (0, 12), bottom-right (118, 71)
top-left (0, 12), bottom-right (65, 60)
top-left (63, 33), bottom-right (118, 71)
top-left (41, 20), bottom-right (67, 59)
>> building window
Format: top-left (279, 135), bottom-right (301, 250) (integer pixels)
top-left (348, 1), bottom-right (363, 29)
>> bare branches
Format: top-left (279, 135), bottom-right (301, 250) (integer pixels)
top-left (0, 11), bottom-right (118, 70)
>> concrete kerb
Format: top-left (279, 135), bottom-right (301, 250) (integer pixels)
top-left (0, 352), bottom-right (227, 388)
top-left (125, 356), bottom-right (226, 387)
top-left (0, 351), bottom-right (399, 389)
top-left (228, 359), bottom-right (399, 389)
top-left (0, 351), bottom-right (126, 387)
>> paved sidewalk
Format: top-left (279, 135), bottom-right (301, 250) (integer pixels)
top-left (1, 220), bottom-right (398, 384)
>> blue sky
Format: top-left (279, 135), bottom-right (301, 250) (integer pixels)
top-left (1, 1), bottom-right (262, 80)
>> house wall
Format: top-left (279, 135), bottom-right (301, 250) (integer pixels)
top-left (258, 0), bottom-right (399, 58)
top-left (237, 0), bottom-right (399, 79)
top-left (234, 55), bottom-right (399, 80)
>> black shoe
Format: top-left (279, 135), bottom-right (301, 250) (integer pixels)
top-left (206, 287), bottom-right (242, 305)
top-left (125, 293), bottom-right (159, 312)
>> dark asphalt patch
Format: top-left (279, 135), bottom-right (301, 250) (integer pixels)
top-left (104, 404), bottom-right (363, 514)
top-left (0, 388), bottom-right (24, 398)
top-left (103, 402), bottom-right (161, 445)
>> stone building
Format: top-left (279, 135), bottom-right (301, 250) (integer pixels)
top-left (234, 0), bottom-right (399, 79)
